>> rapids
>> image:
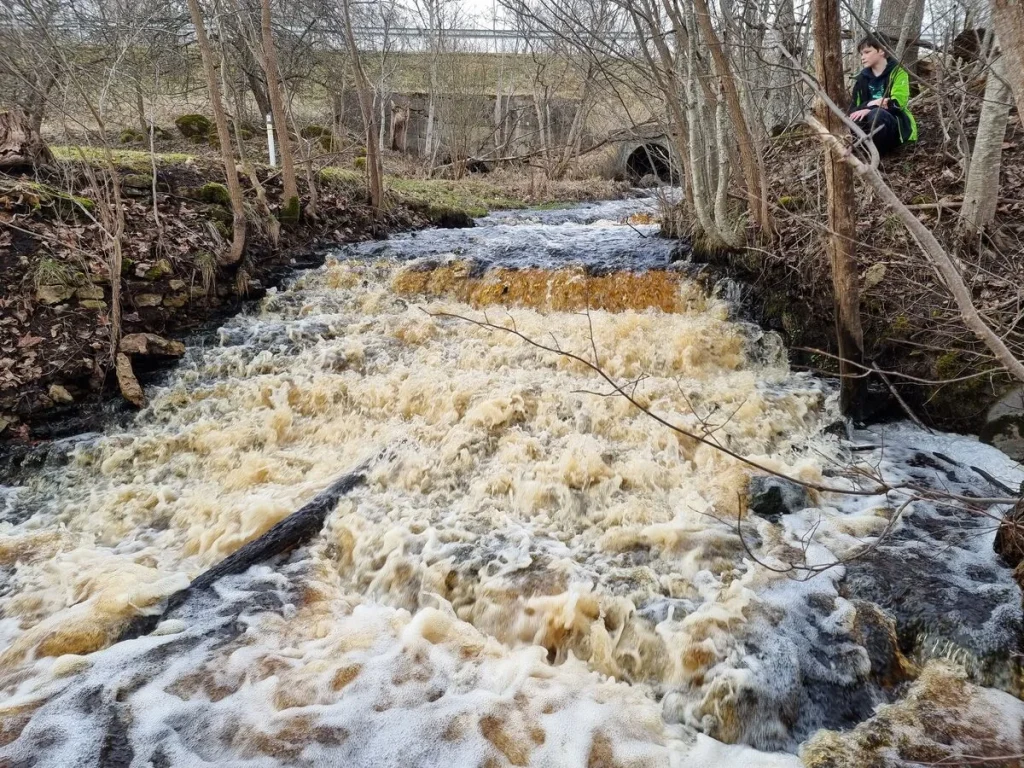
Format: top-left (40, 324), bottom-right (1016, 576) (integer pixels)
top-left (1, 195), bottom-right (1023, 767)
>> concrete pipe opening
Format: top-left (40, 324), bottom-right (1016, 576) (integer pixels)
top-left (626, 143), bottom-right (674, 183)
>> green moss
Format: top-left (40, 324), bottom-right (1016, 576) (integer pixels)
top-left (891, 315), bottom-right (912, 336)
top-left (353, 156), bottom-right (366, 170)
top-left (281, 195), bottom-right (301, 223)
top-left (144, 258), bottom-right (172, 280)
top-left (935, 351), bottom-right (963, 380)
top-left (300, 125), bottom-right (334, 150)
top-left (50, 146), bottom-right (193, 171)
top-left (191, 182), bottom-right (231, 207)
top-left (174, 114), bottom-right (213, 139)
top-left (777, 195), bottom-right (805, 211)
top-left (119, 129), bottom-right (144, 144)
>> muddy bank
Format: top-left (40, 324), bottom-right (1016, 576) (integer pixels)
top-left (678, 93), bottom-right (1024, 455)
top-left (0, 157), bottom-right (444, 452)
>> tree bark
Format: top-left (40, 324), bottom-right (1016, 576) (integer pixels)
top-left (992, 0), bottom-right (1024, 114)
top-left (259, 0), bottom-right (300, 223)
top-left (877, 0), bottom-right (925, 64)
top-left (961, 54), bottom-right (1012, 236)
top-left (691, 0), bottom-right (772, 233)
top-left (341, 0), bottom-right (384, 212)
top-left (812, 0), bottom-right (867, 417)
top-left (185, 0), bottom-right (246, 266)
top-left (0, 108), bottom-right (53, 168)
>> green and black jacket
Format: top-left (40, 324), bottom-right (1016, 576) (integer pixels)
top-left (850, 59), bottom-right (918, 143)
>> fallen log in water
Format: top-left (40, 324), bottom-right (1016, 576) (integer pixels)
top-left (117, 468), bottom-right (367, 642)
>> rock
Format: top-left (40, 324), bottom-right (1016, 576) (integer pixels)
top-left (79, 299), bottom-right (107, 310)
top-left (119, 129), bottom-right (144, 144)
top-left (48, 384), bottom-right (74, 404)
top-left (994, 493), bottom-right (1024, 568)
top-left (980, 387), bottom-right (1024, 461)
top-left (747, 475), bottom-right (811, 523)
top-left (863, 262), bottom-right (887, 289)
top-left (120, 333), bottom-right (185, 357)
top-left (36, 285), bottom-right (75, 305)
top-left (115, 353), bottom-right (145, 408)
top-left (168, 279), bottom-right (186, 291)
top-left (135, 293), bottom-right (163, 307)
top-left (187, 182), bottom-right (231, 207)
top-left (163, 293), bottom-right (189, 308)
top-left (174, 114), bottom-right (212, 139)
top-left (145, 259), bottom-right (172, 280)
top-left (121, 173), bottom-right (153, 196)
top-left (75, 284), bottom-right (104, 301)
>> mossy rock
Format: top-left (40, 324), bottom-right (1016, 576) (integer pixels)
top-left (300, 125), bottom-right (334, 150)
top-left (186, 182), bottom-right (231, 207)
top-left (119, 129), bottom-right (144, 144)
top-left (353, 156), bottom-right (366, 170)
top-left (144, 259), bottom-right (173, 281)
top-left (777, 195), bottom-right (805, 211)
top-left (175, 114), bottom-right (213, 139)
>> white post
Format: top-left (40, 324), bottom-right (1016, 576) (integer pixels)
top-left (266, 112), bottom-right (277, 167)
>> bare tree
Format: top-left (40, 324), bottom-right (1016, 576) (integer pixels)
top-left (186, 0), bottom-right (247, 265)
top-left (259, 0), bottom-right (301, 222)
top-left (341, 0), bottom-right (384, 211)
top-left (960, 52), bottom-right (1012, 237)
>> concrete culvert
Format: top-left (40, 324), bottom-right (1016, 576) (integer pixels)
top-left (626, 143), bottom-right (673, 183)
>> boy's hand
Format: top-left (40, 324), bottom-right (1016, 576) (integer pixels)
top-left (866, 98), bottom-right (890, 108)
top-left (850, 109), bottom-right (871, 121)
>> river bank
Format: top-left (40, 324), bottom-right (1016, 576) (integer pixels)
top-left (0, 149), bottom-right (631, 449)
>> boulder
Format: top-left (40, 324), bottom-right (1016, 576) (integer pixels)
top-left (119, 333), bottom-right (185, 357)
top-left (174, 114), bottom-right (213, 139)
top-left (135, 293), bottom-right (163, 307)
top-left (48, 384), bottom-right (74, 404)
top-left (747, 475), bottom-right (811, 523)
top-left (76, 284), bottom-right (105, 301)
top-left (36, 285), bottom-right (75, 305)
top-left (116, 353), bottom-right (145, 408)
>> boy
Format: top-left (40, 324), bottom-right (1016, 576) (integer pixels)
top-left (849, 35), bottom-right (918, 154)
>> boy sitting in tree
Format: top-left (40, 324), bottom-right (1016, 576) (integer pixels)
top-left (849, 35), bottom-right (918, 154)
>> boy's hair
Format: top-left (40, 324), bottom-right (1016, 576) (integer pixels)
top-left (857, 33), bottom-right (893, 53)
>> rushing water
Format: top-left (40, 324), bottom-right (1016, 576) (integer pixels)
top-left (1, 196), bottom-right (1023, 767)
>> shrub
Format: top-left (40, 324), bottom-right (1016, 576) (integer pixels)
top-left (174, 114), bottom-right (213, 139)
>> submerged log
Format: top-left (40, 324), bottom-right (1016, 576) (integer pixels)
top-left (0, 108), bottom-right (53, 169)
top-left (117, 468), bottom-right (367, 642)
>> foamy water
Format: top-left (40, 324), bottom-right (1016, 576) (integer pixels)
top-left (1, 197), bottom-right (1022, 766)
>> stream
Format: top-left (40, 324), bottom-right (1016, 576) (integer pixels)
top-left (1, 193), bottom-right (1023, 766)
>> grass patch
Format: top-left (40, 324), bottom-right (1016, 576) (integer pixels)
top-left (319, 167), bottom-right (526, 217)
top-left (51, 145), bottom-right (197, 171)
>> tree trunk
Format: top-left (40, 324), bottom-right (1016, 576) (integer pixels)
top-left (0, 108), bottom-right (53, 169)
top-left (691, 0), bottom-right (772, 232)
top-left (185, 0), bottom-right (246, 266)
top-left (812, 0), bottom-right (867, 417)
top-left (260, 0), bottom-right (300, 223)
top-left (341, 0), bottom-right (384, 212)
top-left (992, 0), bottom-right (1024, 112)
top-left (961, 54), bottom-right (1012, 236)
top-left (876, 0), bottom-right (925, 64)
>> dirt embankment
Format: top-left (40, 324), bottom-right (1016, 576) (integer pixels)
top-left (0, 155), bottom-right (430, 447)
top-left (687, 86), bottom-right (1024, 452)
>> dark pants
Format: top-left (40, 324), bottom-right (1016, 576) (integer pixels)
top-left (852, 107), bottom-right (901, 155)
